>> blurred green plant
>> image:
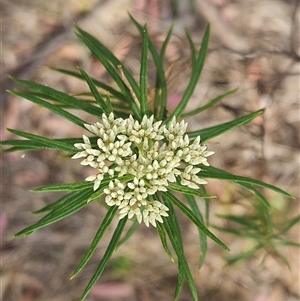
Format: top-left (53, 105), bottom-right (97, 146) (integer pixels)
top-left (214, 195), bottom-right (300, 268)
top-left (1, 16), bottom-right (297, 301)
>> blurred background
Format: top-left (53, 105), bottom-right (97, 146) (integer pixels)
top-left (1, 0), bottom-right (299, 300)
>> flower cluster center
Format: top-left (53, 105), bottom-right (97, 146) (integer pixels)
top-left (72, 113), bottom-right (213, 227)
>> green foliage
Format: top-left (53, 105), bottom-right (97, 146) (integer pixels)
top-left (214, 199), bottom-right (300, 268)
top-left (1, 16), bottom-right (297, 301)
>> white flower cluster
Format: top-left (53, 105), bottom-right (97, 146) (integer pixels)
top-left (72, 113), bottom-right (214, 227)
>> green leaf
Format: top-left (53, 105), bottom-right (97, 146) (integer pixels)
top-left (212, 225), bottom-right (261, 239)
top-left (188, 109), bottom-right (264, 141)
top-left (217, 214), bottom-right (260, 229)
top-left (75, 26), bottom-right (141, 119)
top-left (185, 194), bottom-right (207, 268)
top-left (0, 139), bottom-right (49, 149)
top-left (15, 188), bottom-right (93, 236)
top-left (156, 222), bottom-right (174, 262)
top-left (275, 239), bottom-right (300, 247)
top-left (184, 28), bottom-right (196, 65)
top-left (240, 183), bottom-right (271, 209)
top-left (10, 77), bottom-right (103, 116)
top-left (78, 67), bottom-right (111, 114)
top-left (51, 68), bottom-right (126, 101)
top-left (160, 24), bottom-right (174, 61)
top-left (168, 182), bottom-right (214, 198)
top-left (79, 216), bottom-right (128, 301)
top-left (7, 128), bottom-right (77, 153)
top-left (268, 246), bottom-right (291, 269)
top-left (71, 206), bottom-right (118, 278)
top-left (166, 24), bottom-right (210, 123)
top-left (160, 198), bottom-right (186, 300)
top-left (163, 201), bottom-right (198, 301)
top-left (276, 215), bottom-right (300, 236)
top-left (76, 27), bottom-right (140, 101)
top-left (1, 146), bottom-right (47, 153)
top-left (32, 181), bottom-right (93, 192)
top-left (162, 191), bottom-right (230, 251)
top-left (9, 90), bottom-right (87, 129)
top-left (200, 165), bottom-right (293, 199)
top-left (139, 24), bottom-right (149, 116)
top-left (225, 245), bottom-right (262, 265)
top-left (0, 136), bottom-right (93, 153)
top-left (182, 88), bottom-right (238, 118)
top-left (129, 14), bottom-right (167, 120)
top-left (33, 190), bottom-right (83, 214)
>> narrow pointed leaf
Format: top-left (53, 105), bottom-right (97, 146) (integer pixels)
top-left (139, 24), bottom-right (149, 116)
top-left (182, 88), bottom-right (238, 118)
top-left (79, 217), bottom-right (128, 301)
top-left (32, 181), bottom-right (93, 192)
top-left (162, 199), bottom-right (197, 300)
top-left (75, 26), bottom-right (140, 101)
top-left (51, 68), bottom-right (126, 101)
top-left (241, 183), bottom-right (271, 209)
top-left (9, 90), bottom-right (87, 128)
top-left (275, 239), bottom-right (300, 247)
top-left (33, 190), bottom-right (83, 214)
top-left (0, 139), bottom-right (48, 148)
top-left (184, 28), bottom-right (196, 65)
top-left (7, 128), bottom-right (77, 152)
top-left (10, 77), bottom-right (103, 116)
top-left (78, 67), bottom-right (111, 114)
top-left (157, 223), bottom-right (174, 262)
top-left (162, 191), bottom-right (230, 251)
top-left (217, 214), bottom-right (259, 229)
top-left (200, 165), bottom-right (293, 198)
top-left (168, 182), bottom-right (214, 198)
top-left (276, 215), bottom-right (300, 236)
top-left (166, 24), bottom-right (210, 123)
top-left (1, 146), bottom-right (47, 153)
top-left (160, 24), bottom-right (174, 60)
top-left (15, 188), bottom-right (93, 236)
top-left (71, 206), bottom-right (118, 278)
top-left (75, 27), bottom-right (141, 119)
top-left (129, 14), bottom-right (167, 120)
top-left (225, 245), bottom-right (262, 265)
top-left (188, 109), bottom-right (264, 141)
top-left (163, 207), bottom-right (198, 301)
top-left (185, 194), bottom-right (207, 268)
top-left (269, 247), bottom-right (291, 269)
top-left (175, 261), bottom-right (187, 301)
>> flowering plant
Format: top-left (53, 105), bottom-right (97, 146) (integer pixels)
top-left (1, 16), bottom-right (296, 301)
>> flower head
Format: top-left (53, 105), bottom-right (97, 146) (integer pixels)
top-left (72, 113), bottom-right (214, 227)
